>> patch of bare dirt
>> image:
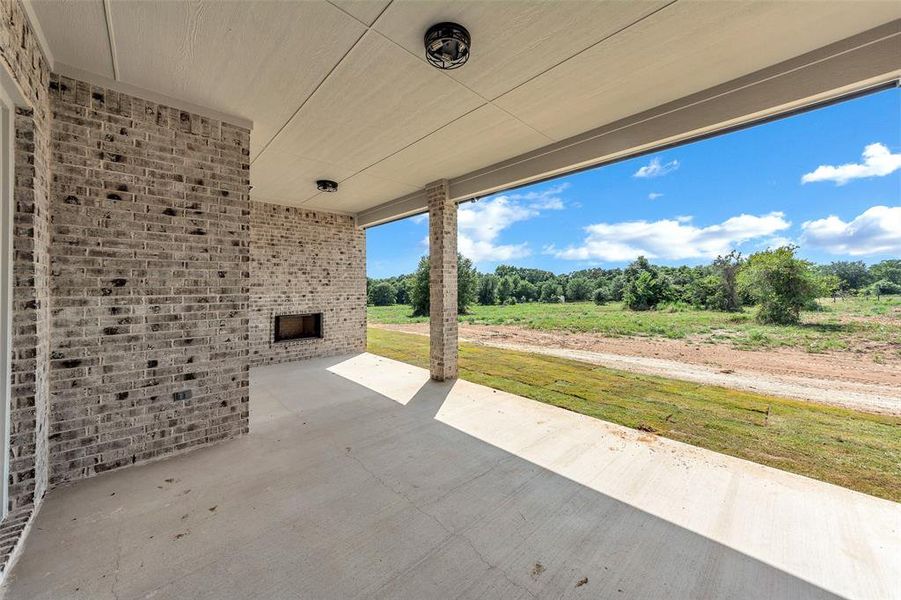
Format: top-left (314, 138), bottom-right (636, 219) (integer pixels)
top-left (373, 323), bottom-right (901, 415)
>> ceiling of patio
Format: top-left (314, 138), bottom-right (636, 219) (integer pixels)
top-left (25, 0), bottom-right (901, 214)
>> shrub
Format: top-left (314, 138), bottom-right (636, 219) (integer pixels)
top-left (609, 275), bottom-right (625, 301)
top-left (738, 246), bottom-right (820, 325)
top-left (515, 279), bottom-right (538, 302)
top-left (592, 286), bottom-right (610, 305)
top-left (689, 275), bottom-right (721, 309)
top-left (565, 277), bottom-right (593, 302)
top-left (819, 260), bottom-right (873, 291)
top-left (659, 301), bottom-right (692, 313)
top-left (539, 280), bottom-right (563, 303)
top-left (369, 282), bottom-right (396, 306)
top-left (497, 275), bottom-right (516, 304)
top-left (870, 260), bottom-right (901, 285)
top-left (622, 257), bottom-right (670, 310)
top-left (865, 279), bottom-right (901, 297)
top-left (395, 277), bottom-right (411, 305)
top-left (712, 251), bottom-right (743, 311)
top-left (477, 274), bottom-right (498, 305)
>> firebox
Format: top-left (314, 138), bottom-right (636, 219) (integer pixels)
top-left (273, 313), bottom-right (322, 342)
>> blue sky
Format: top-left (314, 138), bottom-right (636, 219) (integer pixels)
top-left (367, 88), bottom-right (901, 278)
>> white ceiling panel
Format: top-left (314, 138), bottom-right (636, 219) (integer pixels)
top-left (250, 152), bottom-right (357, 207)
top-left (260, 31), bottom-right (485, 173)
top-left (374, 0), bottom-right (669, 101)
top-left (361, 104), bottom-right (549, 187)
top-left (495, 1), bottom-right (901, 140)
top-left (330, 0), bottom-right (392, 26)
top-left (28, 0), bottom-right (114, 78)
top-left (108, 0), bottom-right (366, 158)
top-left (304, 172), bottom-right (419, 214)
top-left (22, 0), bottom-right (901, 218)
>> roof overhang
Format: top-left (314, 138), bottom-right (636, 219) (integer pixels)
top-left (20, 2), bottom-right (901, 223)
top-left (359, 19), bottom-right (901, 227)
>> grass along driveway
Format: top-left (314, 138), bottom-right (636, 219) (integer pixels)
top-left (368, 296), bottom-right (901, 356)
top-left (367, 328), bottom-right (901, 502)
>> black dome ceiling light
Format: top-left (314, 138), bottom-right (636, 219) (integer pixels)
top-left (424, 22), bottom-right (471, 70)
top-left (316, 179), bottom-right (338, 193)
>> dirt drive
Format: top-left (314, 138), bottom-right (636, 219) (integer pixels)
top-left (372, 323), bottom-right (901, 415)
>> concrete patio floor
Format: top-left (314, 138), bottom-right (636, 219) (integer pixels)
top-left (1, 353), bottom-right (898, 599)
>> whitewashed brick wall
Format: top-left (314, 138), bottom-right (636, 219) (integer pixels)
top-left (47, 75), bottom-right (252, 486)
top-left (250, 203), bottom-right (365, 366)
top-left (0, 0), bottom-right (53, 573)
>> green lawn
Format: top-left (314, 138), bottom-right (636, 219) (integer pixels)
top-left (368, 295), bottom-right (901, 354)
top-left (368, 327), bottom-right (901, 502)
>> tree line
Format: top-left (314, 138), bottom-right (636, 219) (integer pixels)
top-left (368, 251), bottom-right (901, 325)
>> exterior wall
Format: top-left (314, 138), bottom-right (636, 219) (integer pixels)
top-left (0, 0), bottom-right (363, 576)
top-left (427, 180), bottom-right (457, 381)
top-left (47, 75), bottom-right (251, 486)
top-left (0, 0), bottom-right (52, 575)
top-left (249, 203), bottom-right (365, 367)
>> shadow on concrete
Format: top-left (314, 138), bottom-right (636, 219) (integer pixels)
top-left (3, 353), bottom-right (847, 599)
top-left (255, 353), bottom-right (843, 599)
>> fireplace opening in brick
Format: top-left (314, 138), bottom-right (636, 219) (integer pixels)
top-left (274, 313), bottom-right (323, 342)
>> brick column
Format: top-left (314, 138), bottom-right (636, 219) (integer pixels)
top-left (427, 180), bottom-right (457, 381)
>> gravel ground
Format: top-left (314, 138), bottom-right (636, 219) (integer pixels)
top-left (372, 323), bottom-right (901, 415)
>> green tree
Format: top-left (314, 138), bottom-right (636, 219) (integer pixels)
top-left (369, 281), bottom-right (397, 306)
top-left (395, 277), bottom-right (411, 305)
top-left (711, 251), bottom-right (743, 311)
top-left (515, 279), bottom-right (537, 302)
top-left (476, 274), bottom-right (498, 305)
top-left (622, 256), bottom-right (670, 310)
top-left (817, 274), bottom-right (842, 301)
top-left (409, 257), bottom-right (431, 317)
top-left (409, 254), bottom-right (477, 317)
top-left (819, 261), bottom-right (873, 291)
top-left (539, 280), bottom-right (563, 303)
top-left (738, 246), bottom-right (821, 325)
top-left (689, 275), bottom-right (721, 309)
top-left (870, 260), bottom-right (901, 285)
top-left (865, 279), bottom-right (901, 298)
top-left (496, 275), bottom-right (516, 304)
top-left (494, 265), bottom-right (555, 285)
top-left (593, 286), bottom-right (610, 305)
top-left (565, 277), bottom-right (593, 302)
top-left (609, 275), bottom-right (625, 301)
top-left (458, 255), bottom-right (478, 314)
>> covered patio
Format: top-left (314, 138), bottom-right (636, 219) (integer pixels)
top-left (3, 354), bottom-right (898, 598)
top-left (0, 1), bottom-right (898, 597)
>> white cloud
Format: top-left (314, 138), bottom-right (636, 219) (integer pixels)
top-left (759, 236), bottom-right (795, 250)
top-left (801, 205), bottom-right (901, 256)
top-left (634, 157), bottom-right (679, 178)
top-left (410, 213), bottom-right (428, 225)
top-left (421, 184), bottom-right (567, 263)
top-left (801, 143), bottom-right (901, 185)
top-left (648, 192), bottom-right (663, 200)
top-left (550, 212), bottom-right (790, 262)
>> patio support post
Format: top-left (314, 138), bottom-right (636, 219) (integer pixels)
top-left (427, 179), bottom-right (458, 381)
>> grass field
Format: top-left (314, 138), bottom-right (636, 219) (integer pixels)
top-left (368, 295), bottom-right (901, 354)
top-left (368, 327), bottom-right (901, 502)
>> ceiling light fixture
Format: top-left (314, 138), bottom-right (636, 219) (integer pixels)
top-left (424, 22), bottom-right (471, 70)
top-left (316, 179), bottom-right (338, 193)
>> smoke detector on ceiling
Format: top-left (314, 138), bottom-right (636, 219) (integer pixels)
top-left (424, 22), bottom-right (471, 70)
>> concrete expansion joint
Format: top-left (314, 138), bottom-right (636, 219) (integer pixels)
top-left (342, 445), bottom-right (535, 597)
top-left (457, 531), bottom-right (539, 600)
